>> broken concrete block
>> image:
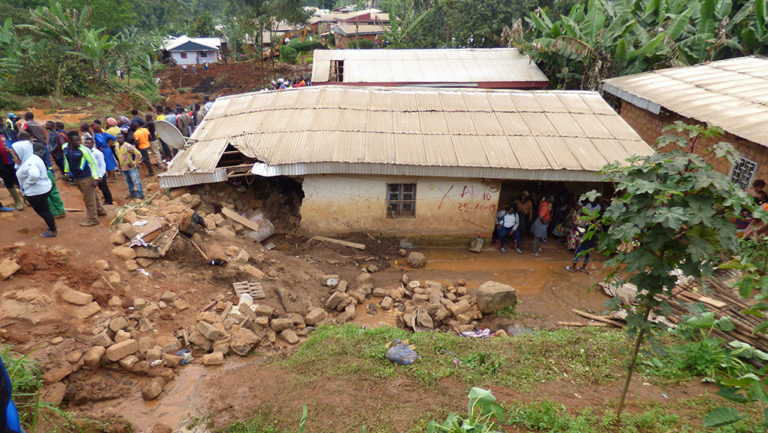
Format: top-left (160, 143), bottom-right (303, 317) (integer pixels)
top-left (118, 355), bottom-right (139, 370)
top-left (304, 308), bottom-right (326, 326)
top-left (280, 329), bottom-right (299, 344)
top-left (114, 329), bottom-right (131, 343)
top-left (142, 378), bottom-right (165, 400)
top-left (203, 352), bottom-right (224, 366)
top-left (106, 339), bottom-right (139, 362)
top-left (270, 318), bottom-right (294, 332)
top-left (118, 223), bottom-right (137, 239)
top-left (92, 331), bottom-right (112, 347)
top-left (469, 238), bottom-right (483, 253)
top-left (475, 281), bottom-right (518, 314)
top-left (0, 259), bottom-right (20, 280)
top-left (188, 330), bottom-right (212, 351)
top-left (112, 246), bottom-right (135, 260)
top-left (76, 302), bottom-right (101, 320)
top-left (83, 346), bottom-right (106, 368)
top-left (133, 298), bottom-right (147, 311)
top-left (325, 292), bottom-right (346, 310)
top-left (62, 289), bottom-right (93, 306)
top-left (197, 321), bottom-right (225, 341)
top-left (109, 317), bottom-right (128, 332)
top-left (448, 300), bottom-right (471, 317)
top-left (229, 326), bottom-right (259, 356)
top-left (109, 232), bottom-right (126, 245)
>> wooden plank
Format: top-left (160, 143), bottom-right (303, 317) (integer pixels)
top-left (156, 227), bottom-right (179, 257)
top-left (571, 309), bottom-right (625, 328)
top-left (557, 321), bottom-right (609, 327)
top-left (221, 207), bottom-right (262, 232)
top-left (310, 235), bottom-right (366, 250)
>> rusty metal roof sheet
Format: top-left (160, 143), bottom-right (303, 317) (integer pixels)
top-left (603, 56), bottom-right (768, 147)
top-left (159, 86), bottom-right (651, 185)
top-left (311, 48), bottom-right (548, 86)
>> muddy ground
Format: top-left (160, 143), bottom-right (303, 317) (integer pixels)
top-left (0, 171), bottom-right (726, 433)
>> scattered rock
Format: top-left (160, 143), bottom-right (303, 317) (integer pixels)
top-left (95, 259), bottom-right (110, 271)
top-left (83, 346), bottom-right (106, 368)
top-left (197, 321), bottom-right (225, 341)
top-left (42, 366), bottom-right (72, 384)
top-left (234, 250), bottom-right (250, 264)
top-left (242, 264), bottom-right (265, 279)
top-left (205, 243), bottom-right (228, 261)
top-left (448, 300), bottom-right (471, 317)
top-left (355, 273), bottom-right (373, 286)
top-left (114, 330), bottom-right (131, 343)
top-left (475, 281), bottom-right (518, 314)
top-left (62, 289), bottom-right (93, 306)
top-left (65, 350), bottom-right (83, 364)
top-left (112, 246), bottom-right (135, 260)
top-left (280, 329), bottom-right (299, 344)
top-left (407, 252), bottom-right (427, 268)
top-left (41, 382), bottom-right (67, 405)
top-left (146, 347), bottom-right (162, 362)
top-left (203, 352), bottom-right (224, 366)
top-left (152, 424), bottom-right (173, 433)
top-left (270, 318), bottom-right (294, 332)
top-left (188, 330), bottom-right (213, 351)
top-left (134, 298), bottom-right (147, 311)
top-left (325, 292), bottom-right (347, 310)
top-left (162, 353), bottom-right (182, 368)
top-left (469, 238), bottom-right (484, 253)
top-left (76, 302), bottom-right (101, 320)
top-left (142, 378), bottom-right (165, 400)
top-left (136, 257), bottom-right (154, 268)
top-left (304, 308), bottom-right (326, 326)
top-left (381, 297), bottom-right (394, 310)
top-left (160, 291), bottom-right (177, 302)
top-left (109, 232), bottom-right (126, 245)
top-left (106, 339), bottom-right (139, 362)
top-left (108, 296), bottom-right (122, 307)
top-left (118, 355), bottom-right (139, 370)
top-left (92, 331), bottom-right (112, 347)
top-left (118, 223), bottom-right (138, 239)
top-left (50, 336), bottom-right (64, 345)
top-left (109, 317), bottom-right (128, 332)
top-left (0, 259), bottom-right (20, 280)
top-left (124, 260), bottom-right (139, 272)
top-left (229, 326), bottom-right (259, 356)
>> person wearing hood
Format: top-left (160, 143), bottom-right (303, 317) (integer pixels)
top-left (13, 134), bottom-right (57, 237)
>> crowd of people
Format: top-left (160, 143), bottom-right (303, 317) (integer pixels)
top-left (265, 76), bottom-right (310, 91)
top-left (493, 188), bottom-right (605, 273)
top-left (0, 98), bottom-right (213, 237)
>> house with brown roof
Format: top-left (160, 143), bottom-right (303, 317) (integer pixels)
top-left (159, 86), bottom-right (652, 237)
top-left (602, 56), bottom-right (768, 189)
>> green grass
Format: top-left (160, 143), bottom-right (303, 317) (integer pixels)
top-left (219, 409), bottom-right (279, 433)
top-left (285, 324), bottom-right (627, 390)
top-left (505, 397), bottom-right (766, 433)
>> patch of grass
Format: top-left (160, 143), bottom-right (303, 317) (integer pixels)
top-left (285, 324), bottom-right (628, 390)
top-left (494, 305), bottom-right (517, 319)
top-left (219, 409), bottom-right (279, 433)
top-left (506, 399), bottom-right (766, 433)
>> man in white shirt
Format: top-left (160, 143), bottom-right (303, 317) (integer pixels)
top-left (496, 205), bottom-right (521, 253)
top-left (83, 136), bottom-right (113, 205)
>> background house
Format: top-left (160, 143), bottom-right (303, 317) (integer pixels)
top-left (602, 56), bottom-right (768, 189)
top-left (311, 48), bottom-right (549, 88)
top-left (162, 36), bottom-right (222, 65)
top-left (309, 9), bottom-right (389, 35)
top-left (159, 86), bottom-right (652, 238)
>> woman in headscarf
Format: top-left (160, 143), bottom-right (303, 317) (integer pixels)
top-left (91, 123), bottom-right (117, 181)
top-left (14, 137), bottom-right (57, 237)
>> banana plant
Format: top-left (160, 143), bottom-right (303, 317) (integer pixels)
top-left (20, 3), bottom-right (93, 52)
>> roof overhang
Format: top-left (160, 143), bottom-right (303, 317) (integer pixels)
top-left (602, 83), bottom-right (661, 115)
top-left (251, 162), bottom-right (605, 182)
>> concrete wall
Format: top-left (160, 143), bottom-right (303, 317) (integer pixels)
top-left (171, 50), bottom-right (218, 65)
top-left (619, 101), bottom-right (768, 185)
top-left (334, 33), bottom-right (378, 49)
top-left (299, 175), bottom-right (501, 237)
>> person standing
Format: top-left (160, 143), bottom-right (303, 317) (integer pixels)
top-left (566, 223), bottom-right (598, 274)
top-left (91, 124), bottom-right (117, 181)
top-left (496, 205), bottom-right (520, 253)
top-left (3, 113), bottom-right (19, 144)
top-left (144, 113), bottom-right (164, 169)
top-left (0, 135), bottom-right (19, 212)
top-left (63, 131), bottom-right (104, 226)
top-left (130, 109), bottom-right (144, 130)
top-left (176, 107), bottom-right (193, 137)
top-left (13, 139), bottom-right (56, 237)
top-left (531, 195), bottom-right (552, 256)
top-left (21, 112), bottom-right (47, 145)
top-left (114, 133), bottom-right (144, 200)
top-left (25, 129), bottom-right (65, 219)
top-left (132, 123), bottom-right (154, 176)
top-left (514, 191), bottom-right (532, 235)
top-left (83, 135), bottom-right (113, 206)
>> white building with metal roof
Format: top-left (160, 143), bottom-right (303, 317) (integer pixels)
top-left (159, 86), bottom-right (652, 236)
top-left (311, 48), bottom-right (549, 89)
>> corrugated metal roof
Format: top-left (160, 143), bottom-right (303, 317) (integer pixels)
top-left (603, 56), bottom-right (768, 147)
top-left (159, 86), bottom-right (652, 184)
top-left (331, 23), bottom-right (388, 36)
top-left (162, 36), bottom-right (221, 51)
top-left (311, 48), bottom-right (549, 85)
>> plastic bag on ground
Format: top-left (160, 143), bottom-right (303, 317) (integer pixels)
top-left (385, 339), bottom-right (419, 365)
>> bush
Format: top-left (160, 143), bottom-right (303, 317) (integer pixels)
top-left (279, 45), bottom-right (298, 64)
top-left (347, 39), bottom-right (375, 49)
top-left (289, 39), bottom-right (323, 53)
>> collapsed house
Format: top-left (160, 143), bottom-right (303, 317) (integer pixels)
top-left (603, 56), bottom-right (768, 189)
top-left (310, 48), bottom-right (549, 89)
top-left (158, 86), bottom-right (653, 237)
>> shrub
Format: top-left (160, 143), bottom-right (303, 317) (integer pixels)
top-left (347, 39), bottom-right (375, 49)
top-left (279, 45), bottom-right (298, 64)
top-left (289, 39), bottom-right (323, 53)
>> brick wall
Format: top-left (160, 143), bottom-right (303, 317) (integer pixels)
top-left (619, 101), bottom-right (768, 186)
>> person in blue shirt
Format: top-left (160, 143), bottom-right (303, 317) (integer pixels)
top-left (0, 356), bottom-right (23, 433)
top-left (91, 124), bottom-right (117, 181)
top-left (3, 113), bottom-right (18, 144)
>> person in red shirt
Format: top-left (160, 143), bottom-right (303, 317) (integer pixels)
top-left (0, 136), bottom-right (21, 211)
top-left (531, 195), bottom-right (552, 256)
top-left (131, 124), bottom-right (153, 176)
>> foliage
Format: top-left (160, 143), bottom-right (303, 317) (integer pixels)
top-left (288, 39), bottom-right (324, 53)
top-left (279, 45), bottom-right (298, 63)
top-left (585, 122), bottom-right (753, 419)
top-left (347, 38), bottom-right (375, 49)
top-left (286, 323), bottom-right (628, 390)
top-left (427, 388), bottom-right (504, 433)
top-left (512, 0), bottom-right (768, 90)
top-left (191, 11), bottom-right (216, 36)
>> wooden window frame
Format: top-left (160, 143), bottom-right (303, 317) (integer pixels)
top-left (180, 52), bottom-right (188, 59)
top-left (386, 183), bottom-right (416, 218)
top-left (330, 60), bottom-right (344, 82)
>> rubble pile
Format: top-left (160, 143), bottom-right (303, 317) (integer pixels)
top-left (322, 271), bottom-right (517, 334)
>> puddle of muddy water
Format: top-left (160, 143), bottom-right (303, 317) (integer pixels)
top-left (89, 364), bottom-right (207, 432)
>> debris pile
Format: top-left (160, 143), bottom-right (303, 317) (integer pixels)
top-left (322, 271), bottom-right (517, 334)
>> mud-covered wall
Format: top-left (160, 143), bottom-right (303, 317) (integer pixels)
top-left (299, 175), bottom-right (501, 237)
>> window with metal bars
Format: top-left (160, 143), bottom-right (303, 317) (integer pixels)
top-left (386, 184), bottom-right (416, 218)
top-left (731, 157), bottom-right (758, 190)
